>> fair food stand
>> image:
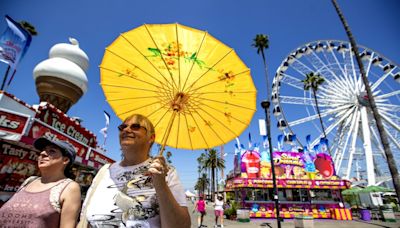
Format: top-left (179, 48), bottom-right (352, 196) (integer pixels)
top-left (225, 147), bottom-right (352, 220)
top-left (0, 91), bottom-right (114, 202)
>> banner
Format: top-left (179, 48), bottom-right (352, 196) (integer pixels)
top-left (239, 150), bottom-right (337, 180)
top-left (35, 104), bottom-right (97, 147)
top-left (0, 141), bottom-right (39, 192)
top-left (25, 120), bottom-right (89, 160)
top-left (0, 15), bottom-right (32, 69)
top-left (85, 148), bottom-right (115, 169)
top-left (0, 109), bottom-right (30, 140)
top-left (99, 110), bottom-right (110, 146)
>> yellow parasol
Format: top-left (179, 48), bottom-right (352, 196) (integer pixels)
top-left (100, 23), bottom-right (256, 154)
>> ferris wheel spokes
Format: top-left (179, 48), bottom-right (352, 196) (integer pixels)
top-left (345, 110), bottom-right (361, 179)
top-left (333, 106), bottom-right (358, 169)
top-left (380, 112), bottom-right (400, 132)
top-left (273, 40), bottom-right (399, 185)
top-left (376, 90), bottom-right (400, 100)
top-left (308, 106), bottom-right (356, 149)
top-left (279, 96), bottom-right (316, 106)
top-left (371, 71), bottom-right (395, 91)
top-left (280, 74), bottom-right (305, 90)
top-left (360, 106), bottom-right (376, 186)
top-left (288, 107), bottom-right (345, 127)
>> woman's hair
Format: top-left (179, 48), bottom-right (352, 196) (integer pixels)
top-left (123, 114), bottom-right (156, 148)
top-left (62, 155), bottom-right (74, 178)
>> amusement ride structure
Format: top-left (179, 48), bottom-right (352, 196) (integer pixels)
top-left (271, 40), bottom-right (400, 187)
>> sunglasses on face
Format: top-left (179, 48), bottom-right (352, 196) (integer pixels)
top-left (40, 147), bottom-right (63, 157)
top-left (118, 123), bottom-right (147, 132)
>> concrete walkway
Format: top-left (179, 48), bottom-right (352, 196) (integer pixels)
top-left (187, 201), bottom-right (400, 228)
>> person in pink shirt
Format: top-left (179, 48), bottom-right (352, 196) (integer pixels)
top-left (193, 195), bottom-right (207, 228)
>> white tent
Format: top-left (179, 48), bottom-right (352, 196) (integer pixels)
top-left (185, 190), bottom-right (196, 197)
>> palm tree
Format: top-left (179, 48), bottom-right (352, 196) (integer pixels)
top-left (253, 34), bottom-right (281, 228)
top-left (197, 152), bottom-right (206, 177)
top-left (194, 173), bottom-right (209, 196)
top-left (203, 148), bottom-right (225, 201)
top-left (302, 72), bottom-right (331, 155)
top-left (332, 0), bottom-right (400, 199)
top-left (196, 152), bottom-right (207, 196)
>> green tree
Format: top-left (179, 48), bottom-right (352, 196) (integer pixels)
top-left (302, 72), bottom-right (331, 155)
top-left (253, 34), bottom-right (282, 228)
top-left (332, 0), bottom-right (400, 200)
top-left (197, 152), bottom-right (206, 177)
top-left (203, 148), bottom-right (225, 200)
top-left (196, 152), bottom-right (207, 196)
top-left (194, 173), bottom-right (209, 196)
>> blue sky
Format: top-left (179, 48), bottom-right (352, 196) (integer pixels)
top-left (1, 0), bottom-right (399, 190)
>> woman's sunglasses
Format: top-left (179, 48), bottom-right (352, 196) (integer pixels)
top-left (118, 123), bottom-right (147, 132)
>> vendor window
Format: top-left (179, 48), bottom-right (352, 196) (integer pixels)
top-left (311, 189), bottom-right (332, 201)
top-left (244, 189), bottom-right (273, 201)
top-left (291, 189), bottom-right (309, 202)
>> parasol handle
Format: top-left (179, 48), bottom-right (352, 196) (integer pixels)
top-left (158, 93), bottom-right (183, 156)
top-left (158, 110), bottom-right (177, 156)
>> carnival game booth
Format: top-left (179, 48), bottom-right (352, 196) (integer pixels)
top-left (0, 91), bottom-right (114, 202)
top-left (226, 146), bottom-right (352, 220)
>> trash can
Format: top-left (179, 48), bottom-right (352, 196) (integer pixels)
top-left (359, 209), bottom-right (371, 221)
top-left (381, 209), bottom-right (396, 222)
top-left (294, 215), bottom-right (314, 228)
top-left (236, 209), bottom-right (250, 222)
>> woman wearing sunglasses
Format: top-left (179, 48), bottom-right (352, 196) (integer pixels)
top-left (80, 114), bottom-right (190, 228)
top-left (0, 137), bottom-right (81, 228)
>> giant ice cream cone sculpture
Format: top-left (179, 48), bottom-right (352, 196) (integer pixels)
top-left (33, 38), bottom-right (88, 113)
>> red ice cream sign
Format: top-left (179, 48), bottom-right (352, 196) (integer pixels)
top-left (35, 104), bottom-right (97, 147)
top-left (26, 120), bottom-right (88, 159)
top-left (0, 110), bottom-right (28, 134)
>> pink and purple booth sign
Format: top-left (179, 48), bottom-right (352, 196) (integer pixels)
top-left (239, 150), bottom-right (336, 180)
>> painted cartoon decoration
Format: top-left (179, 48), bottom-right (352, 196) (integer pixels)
top-left (303, 148), bottom-right (317, 179)
top-left (273, 152), bottom-right (304, 179)
top-left (241, 150), bottom-right (260, 178)
top-left (303, 135), bottom-right (317, 179)
top-left (259, 136), bottom-right (271, 178)
top-left (314, 138), bottom-right (335, 178)
top-left (314, 153), bottom-right (335, 178)
top-left (237, 134), bottom-right (338, 181)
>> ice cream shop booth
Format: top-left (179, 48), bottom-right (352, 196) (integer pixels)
top-left (0, 92), bottom-right (115, 202)
top-left (225, 145), bottom-right (352, 220)
top-left (0, 37), bottom-right (118, 203)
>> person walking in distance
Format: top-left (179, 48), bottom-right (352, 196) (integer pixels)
top-left (213, 195), bottom-right (224, 228)
top-left (193, 195), bottom-right (207, 228)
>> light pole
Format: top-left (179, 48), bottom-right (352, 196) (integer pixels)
top-left (261, 100), bottom-right (281, 228)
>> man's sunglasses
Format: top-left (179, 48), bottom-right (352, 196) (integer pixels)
top-left (118, 123), bottom-right (147, 132)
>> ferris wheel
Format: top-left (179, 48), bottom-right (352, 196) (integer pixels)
top-left (272, 40), bottom-right (400, 186)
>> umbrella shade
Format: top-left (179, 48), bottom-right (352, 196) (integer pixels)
top-left (342, 187), bottom-right (362, 195)
top-left (185, 190), bottom-right (196, 197)
top-left (100, 24), bottom-right (256, 150)
top-left (359, 185), bottom-right (394, 193)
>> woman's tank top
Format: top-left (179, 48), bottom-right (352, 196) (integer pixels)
top-left (0, 178), bottom-right (72, 227)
